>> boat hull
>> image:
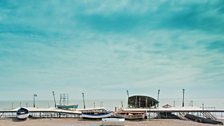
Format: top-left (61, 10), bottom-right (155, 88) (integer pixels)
top-left (16, 113), bottom-right (29, 120)
top-left (115, 114), bottom-right (144, 120)
top-left (185, 114), bottom-right (223, 125)
top-left (114, 110), bottom-right (146, 120)
top-left (56, 104), bottom-right (78, 110)
top-left (81, 112), bottom-right (113, 119)
top-left (16, 107), bottom-right (29, 120)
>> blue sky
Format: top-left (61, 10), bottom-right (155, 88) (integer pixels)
top-left (0, 0), bottom-right (224, 102)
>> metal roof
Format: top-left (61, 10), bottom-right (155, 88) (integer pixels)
top-left (128, 95), bottom-right (158, 108)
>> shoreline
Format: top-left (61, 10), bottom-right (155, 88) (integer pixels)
top-left (0, 118), bottom-right (222, 126)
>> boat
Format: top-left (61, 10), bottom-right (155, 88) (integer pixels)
top-left (185, 114), bottom-right (223, 125)
top-left (16, 107), bottom-right (29, 120)
top-left (102, 118), bottom-right (125, 126)
top-left (52, 92), bottom-right (78, 110)
top-left (157, 112), bottom-right (180, 119)
top-left (81, 108), bottom-right (113, 119)
top-left (114, 109), bottom-right (146, 120)
top-left (56, 104), bottom-right (78, 110)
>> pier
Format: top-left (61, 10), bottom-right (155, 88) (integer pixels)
top-left (123, 108), bottom-right (224, 113)
top-left (120, 107), bottom-right (224, 120)
top-left (1, 107), bottom-right (224, 119)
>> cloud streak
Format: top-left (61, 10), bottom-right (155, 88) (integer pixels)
top-left (0, 0), bottom-right (224, 100)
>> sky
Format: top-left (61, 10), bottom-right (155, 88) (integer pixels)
top-left (0, 0), bottom-right (224, 103)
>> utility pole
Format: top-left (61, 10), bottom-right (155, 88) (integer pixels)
top-left (157, 89), bottom-right (160, 107)
top-left (52, 91), bottom-right (57, 108)
top-left (33, 94), bottom-right (37, 108)
top-left (82, 92), bottom-right (86, 109)
top-left (182, 89), bottom-right (185, 107)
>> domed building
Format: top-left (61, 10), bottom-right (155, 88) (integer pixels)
top-left (128, 95), bottom-right (158, 108)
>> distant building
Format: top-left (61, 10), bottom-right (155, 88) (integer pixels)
top-left (128, 95), bottom-right (158, 108)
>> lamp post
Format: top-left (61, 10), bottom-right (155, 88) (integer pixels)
top-left (127, 90), bottom-right (129, 108)
top-left (182, 89), bottom-right (185, 107)
top-left (126, 90), bottom-right (129, 98)
top-left (157, 89), bottom-right (160, 107)
top-left (52, 91), bottom-right (57, 108)
top-left (82, 92), bottom-right (86, 109)
top-left (33, 94), bottom-right (37, 108)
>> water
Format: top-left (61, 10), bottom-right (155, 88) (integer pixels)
top-left (1, 98), bottom-right (224, 110)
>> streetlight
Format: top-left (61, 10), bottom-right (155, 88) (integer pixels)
top-left (157, 89), bottom-right (160, 107)
top-left (127, 90), bottom-right (129, 108)
top-left (126, 90), bottom-right (129, 98)
top-left (82, 92), bottom-right (86, 109)
top-left (33, 94), bottom-right (37, 108)
top-left (52, 91), bottom-right (57, 108)
top-left (182, 89), bottom-right (185, 107)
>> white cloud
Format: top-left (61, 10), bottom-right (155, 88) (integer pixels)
top-left (0, 0), bottom-right (224, 101)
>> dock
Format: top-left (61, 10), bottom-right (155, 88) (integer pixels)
top-left (121, 107), bottom-right (224, 120)
top-left (123, 107), bottom-right (224, 113)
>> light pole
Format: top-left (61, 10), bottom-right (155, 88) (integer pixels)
top-left (126, 90), bottom-right (129, 98)
top-left (157, 89), bottom-right (160, 107)
top-left (127, 90), bottom-right (129, 108)
top-left (52, 91), bottom-right (57, 108)
top-left (182, 89), bottom-right (185, 107)
top-left (82, 92), bottom-right (86, 109)
top-left (33, 94), bottom-right (37, 108)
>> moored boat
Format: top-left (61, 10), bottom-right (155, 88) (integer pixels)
top-left (114, 109), bottom-right (146, 120)
top-left (185, 114), bottom-right (223, 125)
top-left (56, 104), bottom-right (78, 110)
top-left (16, 107), bottom-right (29, 120)
top-left (81, 108), bottom-right (113, 119)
